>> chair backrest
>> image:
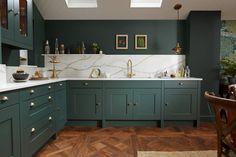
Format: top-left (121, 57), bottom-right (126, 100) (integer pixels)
top-left (205, 91), bottom-right (236, 136)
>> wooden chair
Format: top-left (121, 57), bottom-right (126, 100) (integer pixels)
top-left (205, 91), bottom-right (236, 157)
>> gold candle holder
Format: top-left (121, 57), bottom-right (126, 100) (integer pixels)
top-left (48, 55), bottom-right (60, 79)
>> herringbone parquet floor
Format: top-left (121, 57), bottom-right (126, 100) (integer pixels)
top-left (36, 123), bottom-right (217, 157)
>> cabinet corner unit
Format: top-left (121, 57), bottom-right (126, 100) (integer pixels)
top-left (1, 0), bottom-right (33, 49)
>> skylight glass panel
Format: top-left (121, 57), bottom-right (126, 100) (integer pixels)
top-left (130, 0), bottom-right (163, 8)
top-left (65, 0), bottom-right (97, 8)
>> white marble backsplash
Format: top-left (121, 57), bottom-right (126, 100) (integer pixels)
top-left (44, 54), bottom-right (186, 78)
top-left (0, 64), bottom-right (7, 84)
top-left (6, 66), bottom-right (44, 83)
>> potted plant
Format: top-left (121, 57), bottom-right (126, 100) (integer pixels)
top-left (220, 53), bottom-right (236, 84)
top-left (92, 42), bottom-right (99, 54)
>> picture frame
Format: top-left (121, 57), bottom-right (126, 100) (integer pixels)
top-left (116, 34), bottom-right (128, 49)
top-left (135, 35), bottom-right (147, 49)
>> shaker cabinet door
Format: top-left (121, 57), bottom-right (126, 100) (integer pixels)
top-left (105, 89), bottom-right (133, 120)
top-left (0, 104), bottom-right (20, 157)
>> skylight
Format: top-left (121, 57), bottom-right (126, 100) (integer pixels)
top-left (65, 0), bottom-right (97, 8)
top-left (130, 0), bottom-right (163, 8)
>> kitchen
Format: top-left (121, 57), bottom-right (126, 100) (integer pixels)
top-left (0, 0), bottom-right (236, 157)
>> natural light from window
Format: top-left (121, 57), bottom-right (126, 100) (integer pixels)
top-left (65, 0), bottom-right (97, 8)
top-left (130, 0), bottom-right (163, 8)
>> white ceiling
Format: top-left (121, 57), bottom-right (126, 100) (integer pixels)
top-left (33, 0), bottom-right (236, 20)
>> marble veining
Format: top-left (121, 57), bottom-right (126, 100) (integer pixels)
top-left (0, 64), bottom-right (6, 84)
top-left (44, 54), bottom-right (186, 78)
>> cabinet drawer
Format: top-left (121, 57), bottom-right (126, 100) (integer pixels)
top-left (21, 84), bottom-right (53, 100)
top-left (104, 81), bottom-right (162, 88)
top-left (0, 90), bottom-right (19, 109)
top-left (70, 81), bottom-right (102, 88)
top-left (21, 94), bottom-right (53, 128)
top-left (164, 80), bottom-right (198, 88)
top-left (54, 81), bottom-right (66, 90)
top-left (22, 113), bottom-right (55, 157)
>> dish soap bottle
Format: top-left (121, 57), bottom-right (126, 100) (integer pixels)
top-left (184, 65), bottom-right (190, 78)
top-left (45, 40), bottom-right (50, 54)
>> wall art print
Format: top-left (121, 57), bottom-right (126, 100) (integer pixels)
top-left (116, 34), bottom-right (128, 50)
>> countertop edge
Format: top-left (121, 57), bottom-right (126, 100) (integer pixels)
top-left (0, 77), bottom-right (203, 93)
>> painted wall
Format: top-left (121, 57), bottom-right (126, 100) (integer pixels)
top-left (45, 20), bottom-right (185, 55)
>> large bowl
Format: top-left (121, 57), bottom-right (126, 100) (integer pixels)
top-left (12, 73), bottom-right (29, 80)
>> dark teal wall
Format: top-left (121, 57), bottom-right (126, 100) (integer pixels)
top-left (45, 20), bottom-right (185, 54)
top-left (28, 3), bottom-right (45, 67)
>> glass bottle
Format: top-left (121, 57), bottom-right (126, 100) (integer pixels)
top-left (55, 38), bottom-right (59, 54)
top-left (45, 40), bottom-right (50, 54)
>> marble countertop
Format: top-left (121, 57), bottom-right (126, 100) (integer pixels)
top-left (0, 77), bottom-right (202, 93)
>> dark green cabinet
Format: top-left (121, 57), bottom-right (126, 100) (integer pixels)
top-left (54, 82), bottom-right (67, 132)
top-left (105, 89), bottom-right (133, 120)
top-left (0, 104), bottom-right (20, 157)
top-left (1, 0), bottom-right (33, 49)
top-left (164, 89), bottom-right (197, 120)
top-left (68, 88), bottom-right (102, 120)
top-left (105, 88), bottom-right (161, 120)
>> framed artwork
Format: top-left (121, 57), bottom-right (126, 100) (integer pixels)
top-left (135, 35), bottom-right (147, 49)
top-left (116, 34), bottom-right (128, 49)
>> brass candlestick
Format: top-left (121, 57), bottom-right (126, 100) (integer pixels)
top-left (48, 55), bottom-right (60, 79)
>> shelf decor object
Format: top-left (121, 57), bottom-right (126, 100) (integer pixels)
top-left (135, 34), bottom-right (147, 49)
top-left (43, 54), bottom-right (60, 79)
top-left (172, 3), bottom-right (183, 54)
top-left (116, 34), bottom-right (128, 50)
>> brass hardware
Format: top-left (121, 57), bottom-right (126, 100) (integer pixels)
top-left (48, 86), bottom-right (51, 89)
top-left (48, 96), bottom-right (52, 100)
top-left (127, 59), bottom-right (135, 78)
top-left (31, 128), bottom-right (36, 133)
top-left (0, 96), bottom-right (8, 102)
top-left (30, 89), bottom-right (34, 94)
top-left (84, 82), bottom-right (89, 86)
top-left (30, 102), bottom-right (35, 107)
top-left (179, 82), bottom-right (184, 86)
top-left (59, 83), bottom-right (63, 86)
top-left (48, 116), bottom-right (52, 121)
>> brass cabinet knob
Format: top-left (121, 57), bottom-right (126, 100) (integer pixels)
top-left (84, 82), bottom-right (89, 86)
top-left (30, 89), bottom-right (34, 94)
top-left (48, 116), bottom-right (52, 121)
top-left (179, 82), bottom-right (184, 86)
top-left (0, 96), bottom-right (8, 102)
top-left (48, 85), bottom-right (51, 89)
top-left (30, 102), bottom-right (35, 107)
top-left (48, 96), bottom-right (52, 100)
top-left (31, 128), bottom-right (36, 133)
top-left (59, 83), bottom-right (63, 86)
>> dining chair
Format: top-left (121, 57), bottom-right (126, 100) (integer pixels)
top-left (205, 91), bottom-right (236, 157)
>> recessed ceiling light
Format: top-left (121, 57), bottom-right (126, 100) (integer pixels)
top-left (65, 0), bottom-right (97, 8)
top-left (130, 0), bottom-right (163, 8)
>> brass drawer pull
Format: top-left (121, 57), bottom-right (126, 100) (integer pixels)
top-left (84, 82), bottom-right (89, 86)
top-left (30, 102), bottom-right (35, 107)
top-left (48, 116), bottom-right (52, 121)
top-left (179, 82), bottom-right (184, 86)
top-left (30, 89), bottom-right (34, 94)
top-left (59, 83), bottom-right (63, 86)
top-left (0, 96), bottom-right (8, 102)
top-left (48, 85), bottom-right (51, 89)
top-left (31, 128), bottom-right (36, 133)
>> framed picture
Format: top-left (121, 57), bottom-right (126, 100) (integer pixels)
top-left (135, 35), bottom-right (147, 49)
top-left (116, 34), bottom-right (128, 49)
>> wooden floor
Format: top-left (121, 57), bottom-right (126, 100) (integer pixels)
top-left (36, 123), bottom-right (217, 157)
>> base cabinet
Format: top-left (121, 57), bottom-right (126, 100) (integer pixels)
top-left (0, 104), bottom-right (20, 157)
top-left (68, 88), bottom-right (102, 120)
top-left (105, 88), bottom-right (161, 120)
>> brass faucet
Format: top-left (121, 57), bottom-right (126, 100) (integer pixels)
top-left (127, 59), bottom-right (135, 78)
